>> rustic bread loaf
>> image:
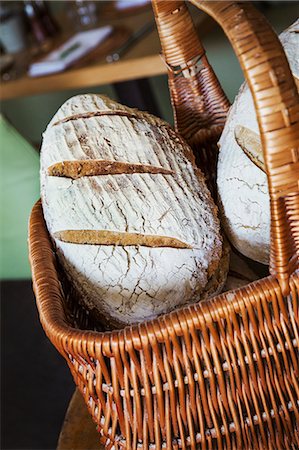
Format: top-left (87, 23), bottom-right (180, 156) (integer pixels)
top-left (217, 20), bottom-right (299, 264)
top-left (41, 94), bottom-right (228, 327)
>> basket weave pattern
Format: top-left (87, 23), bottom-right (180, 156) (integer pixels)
top-left (29, 1), bottom-right (299, 449)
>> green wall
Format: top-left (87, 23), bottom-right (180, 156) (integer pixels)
top-left (0, 116), bottom-right (39, 279)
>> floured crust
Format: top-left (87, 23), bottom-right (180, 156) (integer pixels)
top-left (64, 238), bottom-right (231, 330)
top-left (217, 20), bottom-right (299, 265)
top-left (41, 94), bottom-right (226, 325)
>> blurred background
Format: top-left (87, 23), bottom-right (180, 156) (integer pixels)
top-left (1, 1), bottom-right (298, 449)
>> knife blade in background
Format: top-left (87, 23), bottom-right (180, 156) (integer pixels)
top-left (106, 21), bottom-right (154, 63)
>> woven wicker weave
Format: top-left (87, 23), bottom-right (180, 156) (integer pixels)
top-left (29, 1), bottom-right (299, 449)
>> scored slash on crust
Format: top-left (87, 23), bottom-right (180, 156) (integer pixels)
top-left (53, 229), bottom-right (192, 249)
top-left (49, 159), bottom-right (185, 248)
top-left (234, 76), bottom-right (299, 173)
top-left (234, 125), bottom-right (266, 173)
top-left (48, 160), bottom-right (173, 179)
top-left (52, 109), bottom-right (141, 126)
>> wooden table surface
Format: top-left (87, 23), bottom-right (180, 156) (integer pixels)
top-left (57, 389), bottom-right (104, 450)
top-left (1, 6), bottom-right (212, 101)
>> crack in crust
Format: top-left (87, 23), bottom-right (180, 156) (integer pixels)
top-left (48, 160), bottom-right (173, 179)
top-left (54, 229), bottom-right (192, 249)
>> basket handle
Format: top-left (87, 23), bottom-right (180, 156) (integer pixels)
top-left (152, 0), bottom-right (230, 196)
top-left (152, 0), bottom-right (230, 144)
top-left (152, 0), bottom-right (299, 295)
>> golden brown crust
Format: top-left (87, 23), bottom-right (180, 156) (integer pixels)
top-left (234, 125), bottom-right (266, 173)
top-left (54, 229), bottom-right (192, 249)
top-left (48, 160), bottom-right (173, 179)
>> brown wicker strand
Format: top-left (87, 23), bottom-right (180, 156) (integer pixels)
top-left (152, 0), bottom-right (230, 195)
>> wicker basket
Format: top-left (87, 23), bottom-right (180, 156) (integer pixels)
top-left (29, 1), bottom-right (299, 449)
